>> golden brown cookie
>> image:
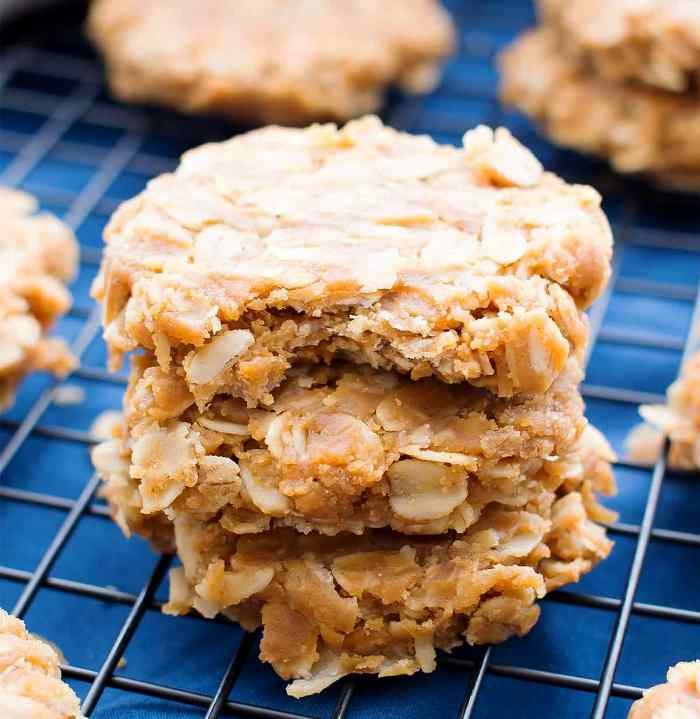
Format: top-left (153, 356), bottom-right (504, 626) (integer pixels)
top-left (93, 117), bottom-right (613, 405)
top-left (628, 661), bottom-right (700, 718)
top-left (627, 350), bottom-right (700, 468)
top-left (0, 609), bottom-right (83, 718)
top-left (90, 354), bottom-right (611, 537)
top-left (0, 188), bottom-right (78, 409)
top-left (500, 29), bottom-right (700, 183)
top-left (538, 0), bottom-right (700, 93)
top-left (158, 449), bottom-right (614, 697)
top-left (87, 0), bottom-right (455, 125)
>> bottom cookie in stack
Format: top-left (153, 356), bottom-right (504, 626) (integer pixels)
top-left (93, 416), bottom-right (616, 697)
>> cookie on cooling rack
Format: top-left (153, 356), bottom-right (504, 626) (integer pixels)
top-left (537, 0), bottom-right (700, 93)
top-left (87, 114), bottom-right (618, 697)
top-left (150, 436), bottom-right (613, 697)
top-left (93, 406), bottom-right (615, 695)
top-left (499, 29), bottom-right (700, 188)
top-left (0, 609), bottom-right (83, 718)
top-left (92, 418), bottom-right (614, 696)
top-left (92, 117), bottom-right (612, 405)
top-left (628, 661), bottom-right (700, 718)
top-left (626, 350), bottom-right (700, 468)
top-left (90, 353), bottom-right (614, 536)
top-left (0, 188), bottom-right (78, 409)
top-left (86, 0), bottom-right (455, 125)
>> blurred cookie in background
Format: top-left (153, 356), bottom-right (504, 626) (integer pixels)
top-left (87, 0), bottom-right (455, 126)
top-left (500, 1), bottom-right (700, 191)
top-left (0, 188), bottom-right (77, 410)
top-left (500, 28), bottom-right (700, 190)
top-left (537, 0), bottom-right (700, 94)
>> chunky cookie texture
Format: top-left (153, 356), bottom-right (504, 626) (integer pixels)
top-left (157, 441), bottom-right (613, 697)
top-left (628, 661), bottom-right (700, 719)
top-left (93, 117), bottom-right (612, 403)
top-left (87, 0), bottom-right (455, 125)
top-left (92, 356), bottom-right (597, 536)
top-left (627, 351), bottom-right (700, 468)
top-left (500, 29), bottom-right (700, 183)
top-left (0, 188), bottom-right (78, 409)
top-left (0, 609), bottom-right (83, 718)
top-left (165, 504), bottom-right (611, 697)
top-left (90, 116), bottom-right (617, 698)
top-left (538, 0), bottom-right (700, 93)
top-left (94, 409), bottom-right (615, 695)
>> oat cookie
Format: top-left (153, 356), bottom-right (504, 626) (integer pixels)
top-left (627, 350), bottom-right (700, 468)
top-left (628, 661), bottom-right (700, 718)
top-left (0, 609), bottom-right (83, 718)
top-left (95, 414), bottom-right (615, 696)
top-left (0, 189), bottom-right (78, 409)
top-left (538, 0), bottom-right (700, 93)
top-left (93, 117), bottom-right (612, 404)
top-left (158, 449), bottom-right (614, 697)
top-left (87, 0), bottom-right (455, 125)
top-left (91, 355), bottom-right (612, 537)
top-left (500, 29), bottom-right (700, 183)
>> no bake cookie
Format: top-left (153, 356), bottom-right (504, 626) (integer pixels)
top-left (628, 661), bottom-right (700, 719)
top-left (0, 188), bottom-right (77, 409)
top-left (93, 117), bottom-right (612, 404)
top-left (627, 350), bottom-right (700, 468)
top-left (500, 29), bottom-right (700, 183)
top-left (160, 451), bottom-right (614, 697)
top-left (91, 356), bottom-right (605, 537)
top-left (87, 0), bottom-right (455, 125)
top-left (538, 0), bottom-right (700, 93)
top-left (0, 609), bottom-right (82, 718)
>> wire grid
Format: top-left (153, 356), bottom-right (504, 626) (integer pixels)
top-left (1, 1), bottom-right (699, 717)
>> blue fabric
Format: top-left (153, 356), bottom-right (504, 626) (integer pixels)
top-left (1, 1), bottom-right (700, 716)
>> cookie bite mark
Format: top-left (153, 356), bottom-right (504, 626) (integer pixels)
top-left (93, 117), bottom-right (612, 404)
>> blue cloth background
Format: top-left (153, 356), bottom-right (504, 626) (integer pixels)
top-left (1, 1), bottom-right (699, 717)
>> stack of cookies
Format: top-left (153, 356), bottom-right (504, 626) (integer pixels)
top-left (500, 0), bottom-right (700, 191)
top-left (92, 117), bottom-right (616, 696)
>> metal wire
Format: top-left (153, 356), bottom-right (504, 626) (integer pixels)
top-left (1, 3), bottom-right (698, 717)
top-left (590, 283), bottom-right (700, 718)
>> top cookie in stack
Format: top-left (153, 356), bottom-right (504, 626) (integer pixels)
top-left (500, 0), bottom-right (700, 190)
top-left (94, 117), bottom-right (611, 403)
top-left (92, 117), bottom-right (616, 695)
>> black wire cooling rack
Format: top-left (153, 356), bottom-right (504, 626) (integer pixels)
top-left (1, 1), bottom-right (700, 717)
